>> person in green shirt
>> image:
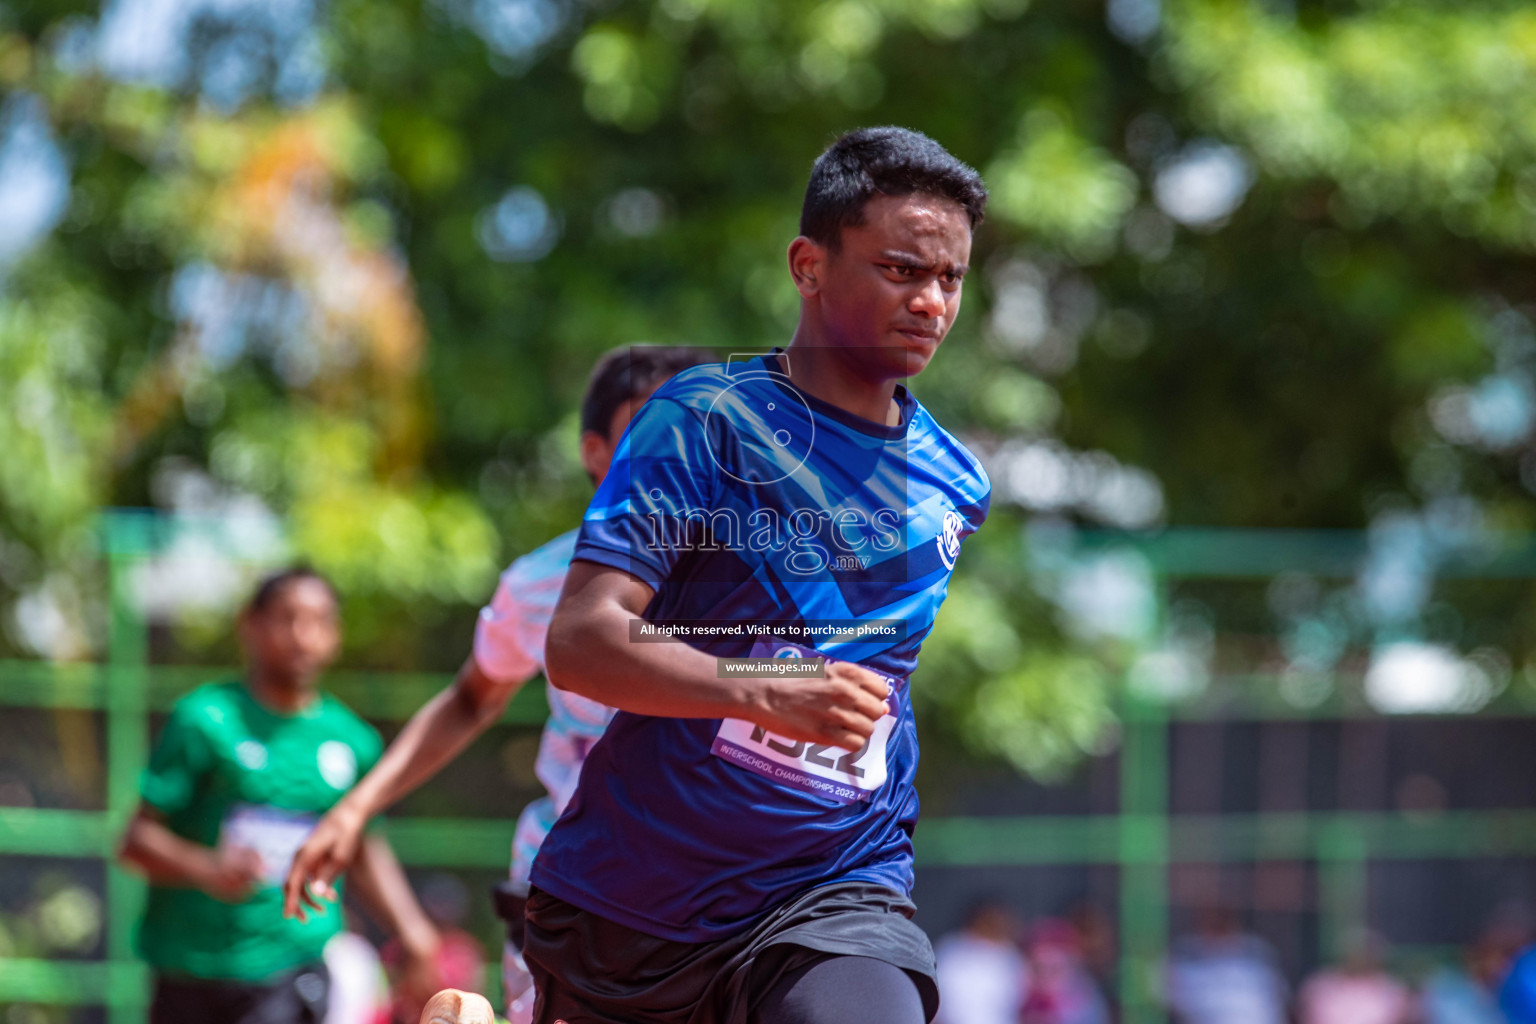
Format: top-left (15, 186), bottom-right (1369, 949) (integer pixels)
top-left (118, 566), bottom-right (442, 1024)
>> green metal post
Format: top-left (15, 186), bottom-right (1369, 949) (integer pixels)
top-left (105, 513), bottom-right (151, 1024)
top-left (1317, 821), bottom-right (1368, 963)
top-left (1119, 689), bottom-right (1170, 1024)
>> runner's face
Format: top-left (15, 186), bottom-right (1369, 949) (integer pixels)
top-left (244, 578), bottom-right (341, 689)
top-left (818, 193), bottom-right (972, 379)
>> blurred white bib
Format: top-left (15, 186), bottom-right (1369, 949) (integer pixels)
top-left (221, 804), bottom-right (317, 886)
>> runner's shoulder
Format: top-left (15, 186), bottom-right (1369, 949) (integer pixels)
top-left (644, 358), bottom-right (745, 414)
top-left (164, 678), bottom-right (246, 731)
top-left (908, 400), bottom-right (991, 507)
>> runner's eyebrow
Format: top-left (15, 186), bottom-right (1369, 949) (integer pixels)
top-left (878, 250), bottom-right (927, 268)
top-left (877, 251), bottom-right (969, 276)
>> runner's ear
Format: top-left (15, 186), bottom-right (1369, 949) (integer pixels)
top-left (787, 236), bottom-right (826, 299)
top-left (580, 430), bottom-right (614, 485)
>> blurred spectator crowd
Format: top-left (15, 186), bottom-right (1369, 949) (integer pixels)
top-left (935, 902), bottom-right (1536, 1024)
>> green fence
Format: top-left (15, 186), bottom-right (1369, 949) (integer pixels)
top-left (3, 516), bottom-right (1536, 1023)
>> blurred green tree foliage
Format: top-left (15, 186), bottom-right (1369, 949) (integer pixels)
top-left (3, 0), bottom-right (1535, 776)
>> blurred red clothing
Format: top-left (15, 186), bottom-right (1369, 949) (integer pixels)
top-left (382, 927), bottom-right (484, 1024)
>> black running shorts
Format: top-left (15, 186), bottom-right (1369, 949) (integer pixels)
top-left (148, 963), bottom-right (329, 1024)
top-left (522, 880), bottom-right (939, 1024)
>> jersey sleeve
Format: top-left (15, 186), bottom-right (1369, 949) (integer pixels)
top-left (573, 395), bottom-right (719, 586)
top-left (955, 440), bottom-right (992, 532)
top-left (473, 553), bottom-right (563, 683)
top-left (139, 698), bottom-right (213, 817)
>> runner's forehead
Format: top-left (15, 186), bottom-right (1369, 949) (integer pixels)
top-left (848, 194), bottom-right (971, 261)
top-left (262, 578), bottom-right (337, 616)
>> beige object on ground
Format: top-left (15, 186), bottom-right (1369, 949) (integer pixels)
top-left (419, 988), bottom-right (497, 1024)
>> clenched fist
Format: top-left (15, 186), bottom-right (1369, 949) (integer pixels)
top-left (419, 988), bottom-right (495, 1024)
top-left (748, 658), bottom-right (891, 753)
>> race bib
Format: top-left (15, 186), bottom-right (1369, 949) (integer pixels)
top-left (711, 641), bottom-right (899, 804)
top-left (221, 804), bottom-right (317, 886)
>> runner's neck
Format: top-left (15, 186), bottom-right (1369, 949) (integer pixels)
top-left (245, 671), bottom-right (319, 715)
top-left (775, 347), bottom-right (901, 427)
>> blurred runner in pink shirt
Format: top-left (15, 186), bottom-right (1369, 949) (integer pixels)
top-left (1298, 932), bottom-right (1414, 1024)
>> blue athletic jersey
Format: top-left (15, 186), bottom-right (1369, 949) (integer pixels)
top-left (530, 350), bottom-right (990, 942)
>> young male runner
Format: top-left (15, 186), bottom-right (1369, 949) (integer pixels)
top-left (281, 346), bottom-right (714, 1019)
top-left (525, 127), bottom-right (991, 1024)
top-left (119, 568), bottom-right (441, 1024)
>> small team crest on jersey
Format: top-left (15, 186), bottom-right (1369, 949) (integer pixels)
top-left (317, 741), bottom-right (358, 789)
top-left (235, 740), bottom-right (268, 771)
top-left (937, 509), bottom-right (963, 569)
top-left (774, 645), bottom-right (803, 659)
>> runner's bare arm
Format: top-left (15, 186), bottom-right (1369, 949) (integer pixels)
top-left (282, 655), bottom-right (523, 920)
top-left (117, 803), bottom-right (263, 902)
top-left (349, 834), bottom-right (442, 1011)
top-left (544, 559), bottom-right (890, 752)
